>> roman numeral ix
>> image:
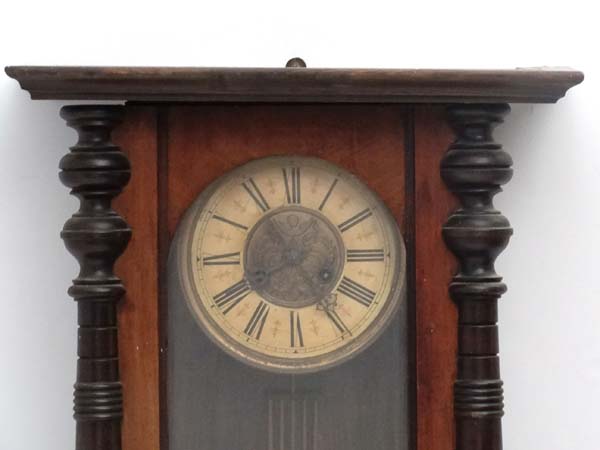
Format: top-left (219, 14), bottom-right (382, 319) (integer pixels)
top-left (244, 301), bottom-right (269, 340)
top-left (213, 279), bottom-right (251, 314)
top-left (338, 208), bottom-right (372, 233)
top-left (337, 276), bottom-right (376, 307)
top-left (242, 177), bottom-right (270, 213)
top-left (283, 167), bottom-right (301, 204)
top-left (346, 249), bottom-right (385, 262)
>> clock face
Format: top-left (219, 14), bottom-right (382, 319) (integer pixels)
top-left (173, 156), bottom-right (406, 373)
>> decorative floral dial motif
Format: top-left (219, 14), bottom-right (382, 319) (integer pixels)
top-left (244, 206), bottom-right (345, 308)
top-left (174, 156), bottom-right (406, 373)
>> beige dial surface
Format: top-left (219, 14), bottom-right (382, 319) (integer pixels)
top-left (175, 156), bottom-right (406, 373)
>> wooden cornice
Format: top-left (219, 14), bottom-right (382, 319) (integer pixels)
top-left (5, 65), bottom-right (583, 103)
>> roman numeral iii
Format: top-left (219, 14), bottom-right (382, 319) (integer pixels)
top-left (244, 301), bottom-right (270, 340)
top-left (213, 279), bottom-right (251, 314)
top-left (337, 276), bottom-right (376, 307)
top-left (346, 249), bottom-right (385, 262)
top-left (283, 167), bottom-right (301, 204)
top-left (242, 177), bottom-right (270, 213)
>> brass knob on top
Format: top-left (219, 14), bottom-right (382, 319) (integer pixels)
top-left (286, 57), bottom-right (307, 68)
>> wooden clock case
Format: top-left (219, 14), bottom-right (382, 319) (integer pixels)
top-left (5, 61), bottom-right (583, 450)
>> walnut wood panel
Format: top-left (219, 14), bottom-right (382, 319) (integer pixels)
top-left (165, 104), bottom-right (411, 450)
top-left (113, 107), bottom-right (161, 450)
top-left (5, 65), bottom-right (583, 103)
top-left (414, 106), bottom-right (459, 450)
top-left (166, 105), bottom-right (407, 236)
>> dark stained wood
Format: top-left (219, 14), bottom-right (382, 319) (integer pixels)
top-left (156, 108), bottom-right (171, 450)
top-left (165, 105), bottom-right (411, 450)
top-left (59, 105), bottom-right (131, 450)
top-left (5, 65), bottom-right (583, 103)
top-left (113, 107), bottom-right (161, 450)
top-left (441, 104), bottom-right (513, 450)
top-left (414, 106), bottom-right (459, 450)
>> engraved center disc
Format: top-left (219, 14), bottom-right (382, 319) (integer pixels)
top-left (244, 206), bottom-right (345, 308)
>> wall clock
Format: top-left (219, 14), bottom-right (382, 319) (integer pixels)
top-left (171, 155), bottom-right (406, 373)
top-left (5, 60), bottom-right (583, 450)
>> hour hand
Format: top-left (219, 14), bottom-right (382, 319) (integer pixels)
top-left (246, 260), bottom-right (287, 287)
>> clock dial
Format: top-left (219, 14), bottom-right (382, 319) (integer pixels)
top-left (173, 156), bottom-right (406, 373)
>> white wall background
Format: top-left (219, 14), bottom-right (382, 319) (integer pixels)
top-left (1, 1), bottom-right (598, 449)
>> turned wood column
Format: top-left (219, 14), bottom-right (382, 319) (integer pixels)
top-left (59, 105), bottom-right (131, 450)
top-left (441, 104), bottom-right (513, 450)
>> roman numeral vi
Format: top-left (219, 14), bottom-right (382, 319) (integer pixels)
top-left (290, 311), bottom-right (304, 347)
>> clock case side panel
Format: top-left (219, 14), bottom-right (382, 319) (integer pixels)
top-left (112, 106), bottom-right (162, 450)
top-left (413, 106), bottom-right (460, 450)
top-left (164, 104), bottom-right (413, 450)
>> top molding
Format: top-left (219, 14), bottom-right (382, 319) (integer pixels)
top-left (5, 65), bottom-right (583, 104)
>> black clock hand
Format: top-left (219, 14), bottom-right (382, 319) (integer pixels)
top-left (247, 259), bottom-right (287, 286)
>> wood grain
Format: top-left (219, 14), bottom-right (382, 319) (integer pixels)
top-left (166, 105), bottom-right (407, 237)
top-left (166, 104), bottom-right (411, 450)
top-left (5, 65), bottom-right (583, 103)
top-left (113, 107), bottom-right (161, 450)
top-left (414, 106), bottom-right (459, 450)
